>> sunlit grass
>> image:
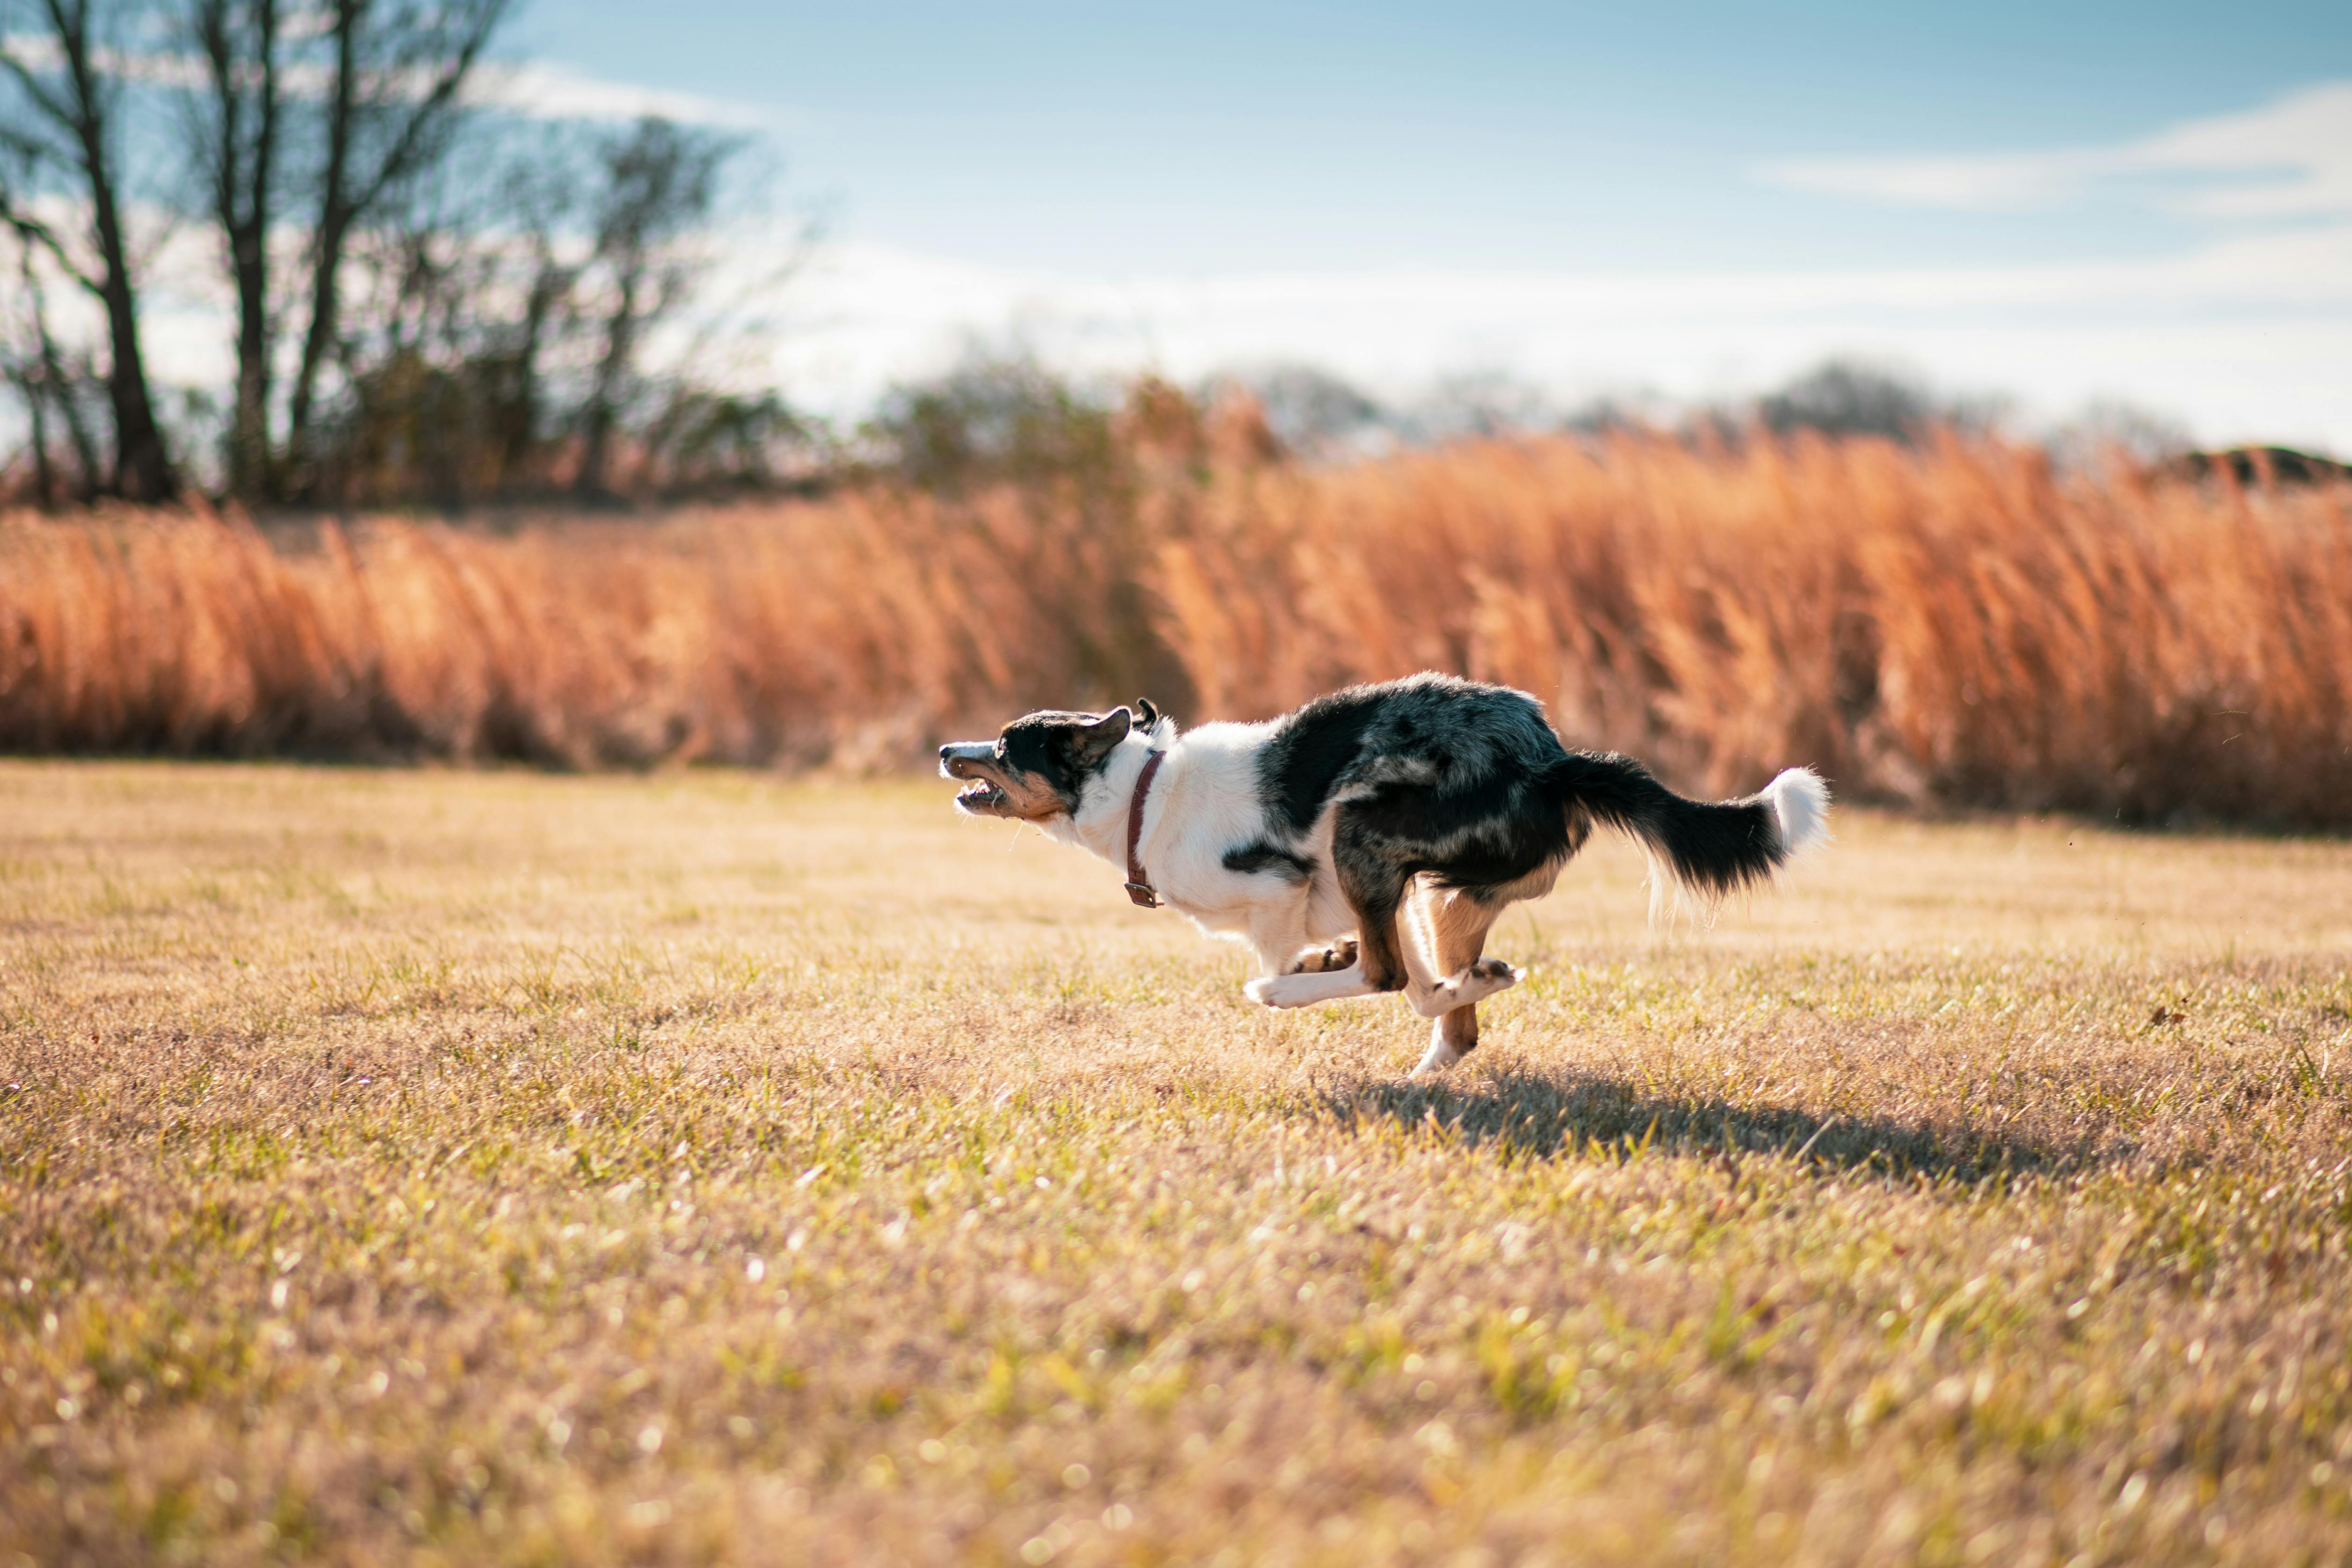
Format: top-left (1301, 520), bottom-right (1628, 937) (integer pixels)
top-left (5, 763), bottom-right (2352, 1565)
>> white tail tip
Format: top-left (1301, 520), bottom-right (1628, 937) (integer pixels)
top-left (1763, 768), bottom-right (1832, 858)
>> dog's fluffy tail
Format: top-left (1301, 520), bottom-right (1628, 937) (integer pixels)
top-left (1546, 752), bottom-right (1830, 910)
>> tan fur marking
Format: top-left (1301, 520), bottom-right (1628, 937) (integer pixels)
top-left (1414, 884), bottom-right (1504, 1046)
top-left (1291, 938), bottom-right (1359, 974)
top-left (943, 757), bottom-right (1070, 823)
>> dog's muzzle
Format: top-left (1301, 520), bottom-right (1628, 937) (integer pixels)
top-left (939, 742), bottom-right (1010, 814)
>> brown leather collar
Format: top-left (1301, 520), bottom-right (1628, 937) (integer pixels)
top-left (1123, 750), bottom-right (1167, 908)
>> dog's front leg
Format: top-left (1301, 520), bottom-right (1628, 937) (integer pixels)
top-left (1246, 964), bottom-right (1386, 1008)
top-left (1248, 825), bottom-right (1415, 1009)
top-left (1412, 1004), bottom-right (1480, 1077)
top-left (1242, 899), bottom-right (1317, 981)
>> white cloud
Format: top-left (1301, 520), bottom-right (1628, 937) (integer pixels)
top-left (1759, 80), bottom-right (2352, 219)
top-left (462, 61), bottom-right (784, 130)
top-left (3, 35), bottom-right (779, 132)
top-left (755, 223), bottom-right (2352, 452)
top-left (1, 30), bottom-right (208, 91)
top-left (736, 79), bottom-right (2352, 448)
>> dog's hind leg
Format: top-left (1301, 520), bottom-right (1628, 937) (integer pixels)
top-left (1409, 887), bottom-right (1515, 1076)
top-left (1334, 810), bottom-right (1414, 993)
top-left (1405, 886), bottom-right (1517, 1020)
top-left (1414, 1004), bottom-right (1480, 1077)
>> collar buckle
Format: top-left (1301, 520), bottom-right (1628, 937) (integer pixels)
top-left (1124, 749), bottom-right (1168, 911)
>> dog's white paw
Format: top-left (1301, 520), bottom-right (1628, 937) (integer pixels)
top-left (1463, 957), bottom-right (1522, 1001)
top-left (1410, 1037), bottom-right (1465, 1077)
top-left (1247, 974), bottom-right (1317, 1008)
top-left (1248, 969), bottom-right (1362, 1008)
top-left (1411, 958), bottom-right (1522, 1018)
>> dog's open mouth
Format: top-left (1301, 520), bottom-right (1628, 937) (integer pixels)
top-left (942, 742), bottom-right (1039, 819)
top-left (954, 779), bottom-right (1009, 813)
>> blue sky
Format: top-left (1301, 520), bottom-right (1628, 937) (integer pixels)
top-left (512, 1), bottom-right (2352, 444)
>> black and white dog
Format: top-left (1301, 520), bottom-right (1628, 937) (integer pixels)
top-left (940, 673), bottom-right (1828, 1076)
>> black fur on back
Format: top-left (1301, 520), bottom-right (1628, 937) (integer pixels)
top-left (1256, 687), bottom-right (1390, 836)
top-left (1248, 673), bottom-right (1786, 902)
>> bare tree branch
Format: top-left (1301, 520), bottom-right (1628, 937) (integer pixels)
top-left (182, 0), bottom-right (283, 498)
top-left (281, 0), bottom-right (512, 491)
top-left (0, 0), bottom-right (176, 498)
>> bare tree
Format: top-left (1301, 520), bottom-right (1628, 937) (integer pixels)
top-left (7, 0), bottom-right (795, 509)
top-left (277, 0), bottom-right (510, 497)
top-left (482, 148), bottom-right (580, 483)
top-left (2, 222), bottom-right (104, 499)
top-left (183, 0), bottom-right (282, 500)
top-left (1752, 359), bottom-right (2003, 445)
top-left (573, 116), bottom-right (735, 498)
top-left (175, 0), bottom-right (513, 499)
top-left (287, 122), bottom-right (572, 506)
top-left (0, 231), bottom-right (59, 500)
top-left (0, 0), bottom-right (176, 499)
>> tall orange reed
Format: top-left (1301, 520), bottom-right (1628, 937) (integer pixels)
top-left (4, 432), bottom-right (2346, 826)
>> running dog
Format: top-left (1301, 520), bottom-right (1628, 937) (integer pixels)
top-left (939, 673), bottom-right (1828, 1076)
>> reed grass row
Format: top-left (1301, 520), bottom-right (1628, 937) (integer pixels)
top-left (3, 430), bottom-right (2346, 825)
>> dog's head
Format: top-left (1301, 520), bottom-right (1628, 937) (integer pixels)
top-left (939, 698), bottom-right (1163, 821)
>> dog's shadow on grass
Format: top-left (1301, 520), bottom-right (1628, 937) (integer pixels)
top-left (1325, 1067), bottom-right (2090, 1183)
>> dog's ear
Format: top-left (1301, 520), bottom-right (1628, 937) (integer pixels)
top-left (1069, 707), bottom-right (1131, 766)
top-left (1134, 696), bottom-right (1160, 730)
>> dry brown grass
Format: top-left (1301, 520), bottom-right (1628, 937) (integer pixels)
top-left (6, 762), bottom-right (2352, 1566)
top-left (4, 430), bottom-right (2348, 822)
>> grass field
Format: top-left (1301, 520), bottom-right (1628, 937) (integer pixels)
top-left (6, 762), bottom-right (2352, 1566)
